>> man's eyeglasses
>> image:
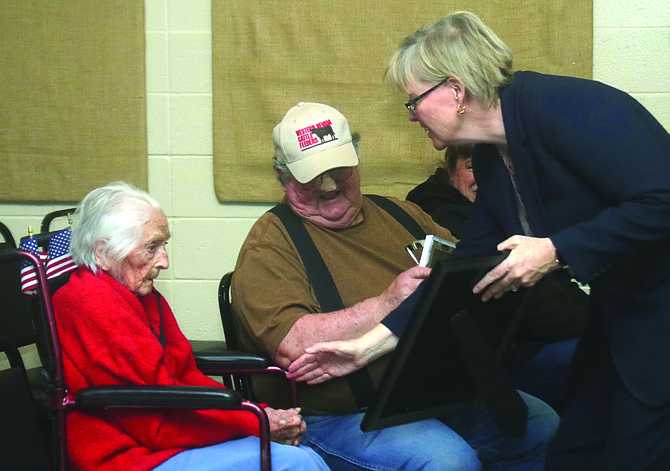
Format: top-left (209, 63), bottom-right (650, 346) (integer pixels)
top-left (300, 167), bottom-right (354, 190)
top-left (404, 78), bottom-right (449, 115)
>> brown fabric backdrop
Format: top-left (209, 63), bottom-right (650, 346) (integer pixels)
top-left (213, 0), bottom-right (592, 203)
top-left (0, 1), bottom-right (146, 202)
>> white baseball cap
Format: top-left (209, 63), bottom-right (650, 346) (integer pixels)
top-left (273, 102), bottom-right (359, 183)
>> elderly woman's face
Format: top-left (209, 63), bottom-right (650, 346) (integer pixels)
top-left (282, 166), bottom-right (364, 229)
top-left (105, 209), bottom-right (170, 297)
top-left (450, 157), bottom-right (477, 202)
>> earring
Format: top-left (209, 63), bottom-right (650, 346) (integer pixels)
top-left (456, 103), bottom-right (466, 114)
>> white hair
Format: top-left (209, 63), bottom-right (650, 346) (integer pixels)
top-left (70, 181), bottom-right (162, 273)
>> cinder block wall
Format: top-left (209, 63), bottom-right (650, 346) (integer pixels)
top-left (1, 0), bottom-right (669, 347)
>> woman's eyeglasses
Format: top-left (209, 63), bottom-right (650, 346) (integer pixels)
top-left (405, 78), bottom-right (449, 115)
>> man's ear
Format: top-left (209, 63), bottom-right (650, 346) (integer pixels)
top-left (93, 239), bottom-right (111, 271)
top-left (274, 166), bottom-right (290, 191)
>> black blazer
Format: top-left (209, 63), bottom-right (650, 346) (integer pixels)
top-left (456, 71), bottom-right (670, 407)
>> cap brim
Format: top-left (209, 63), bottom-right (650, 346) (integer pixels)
top-left (288, 142), bottom-right (359, 183)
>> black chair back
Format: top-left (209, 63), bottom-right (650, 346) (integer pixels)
top-left (218, 271), bottom-right (244, 351)
top-left (217, 271), bottom-right (254, 397)
top-left (0, 221), bottom-right (15, 247)
top-left (216, 271), bottom-right (297, 405)
top-left (1, 221), bottom-right (71, 468)
top-left (0, 222), bottom-right (36, 350)
top-left (0, 248), bottom-right (62, 469)
top-left (35, 208), bottom-right (76, 252)
top-left (0, 221), bottom-right (51, 412)
top-left (0, 337), bottom-right (54, 471)
top-left (40, 208), bottom-right (76, 235)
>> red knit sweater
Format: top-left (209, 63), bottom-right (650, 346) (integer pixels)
top-left (52, 268), bottom-right (260, 471)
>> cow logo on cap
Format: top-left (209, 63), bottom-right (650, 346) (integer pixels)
top-left (296, 119), bottom-right (338, 151)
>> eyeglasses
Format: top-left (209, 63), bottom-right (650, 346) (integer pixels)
top-left (300, 167), bottom-right (354, 190)
top-left (404, 78), bottom-right (449, 115)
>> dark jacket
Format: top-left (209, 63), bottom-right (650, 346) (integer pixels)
top-left (457, 71), bottom-right (670, 407)
top-left (406, 167), bottom-right (472, 239)
top-left (407, 164), bottom-right (588, 370)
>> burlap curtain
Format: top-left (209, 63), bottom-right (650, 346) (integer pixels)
top-left (213, 0), bottom-right (592, 203)
top-left (0, 1), bottom-right (146, 202)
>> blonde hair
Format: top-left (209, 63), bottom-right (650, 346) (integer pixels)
top-left (385, 11), bottom-right (514, 109)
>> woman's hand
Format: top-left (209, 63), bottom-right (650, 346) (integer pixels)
top-left (287, 325), bottom-right (398, 384)
top-left (473, 235), bottom-right (560, 301)
top-left (264, 407), bottom-right (306, 446)
top-left (287, 339), bottom-right (366, 384)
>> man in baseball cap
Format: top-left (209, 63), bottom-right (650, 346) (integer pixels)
top-left (271, 102), bottom-right (363, 230)
top-left (231, 104), bottom-right (556, 470)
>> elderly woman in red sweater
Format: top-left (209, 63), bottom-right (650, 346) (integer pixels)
top-left (53, 182), bottom-right (330, 471)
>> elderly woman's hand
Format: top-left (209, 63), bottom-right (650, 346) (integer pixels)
top-left (473, 235), bottom-right (561, 301)
top-left (264, 407), bottom-right (306, 446)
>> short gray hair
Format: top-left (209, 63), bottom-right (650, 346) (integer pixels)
top-left (273, 132), bottom-right (361, 186)
top-left (70, 181), bottom-right (163, 273)
top-left (386, 11), bottom-right (513, 109)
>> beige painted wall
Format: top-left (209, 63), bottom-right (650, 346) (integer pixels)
top-left (1, 0), bottom-right (669, 366)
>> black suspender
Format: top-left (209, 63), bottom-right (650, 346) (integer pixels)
top-left (269, 204), bottom-right (344, 313)
top-left (365, 194), bottom-right (426, 240)
top-left (269, 195), bottom-right (426, 408)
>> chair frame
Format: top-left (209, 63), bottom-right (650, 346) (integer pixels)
top-left (190, 272), bottom-right (297, 406)
top-left (216, 271), bottom-right (298, 405)
top-left (0, 249), bottom-right (271, 471)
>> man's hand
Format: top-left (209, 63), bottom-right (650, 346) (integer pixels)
top-left (473, 235), bottom-right (560, 301)
top-left (264, 407), bottom-right (306, 446)
top-left (380, 265), bottom-right (432, 311)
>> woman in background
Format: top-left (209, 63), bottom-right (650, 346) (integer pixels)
top-left (407, 144), bottom-right (477, 239)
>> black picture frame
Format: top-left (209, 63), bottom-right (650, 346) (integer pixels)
top-left (361, 252), bottom-right (529, 437)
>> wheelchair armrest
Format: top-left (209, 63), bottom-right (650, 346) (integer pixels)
top-left (74, 384), bottom-right (272, 469)
top-left (189, 340), bottom-right (297, 407)
top-left (190, 340), bottom-right (276, 370)
top-left (75, 385), bottom-right (242, 409)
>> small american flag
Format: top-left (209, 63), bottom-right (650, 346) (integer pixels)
top-left (46, 227), bottom-right (77, 279)
top-left (19, 236), bottom-right (48, 295)
top-left (19, 227), bottom-right (77, 296)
